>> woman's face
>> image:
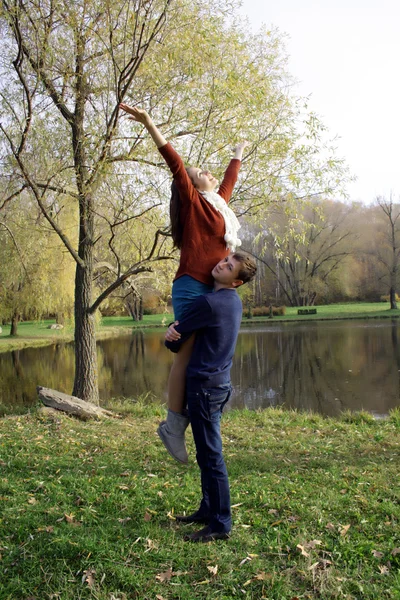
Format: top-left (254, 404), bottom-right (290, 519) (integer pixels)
top-left (187, 167), bottom-right (218, 192)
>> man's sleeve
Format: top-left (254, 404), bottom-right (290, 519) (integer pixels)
top-left (165, 295), bottom-right (213, 353)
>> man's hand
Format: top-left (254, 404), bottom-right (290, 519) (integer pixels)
top-left (119, 104), bottom-right (152, 126)
top-left (165, 321), bottom-right (181, 342)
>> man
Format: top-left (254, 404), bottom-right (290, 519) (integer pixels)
top-left (162, 251), bottom-right (257, 542)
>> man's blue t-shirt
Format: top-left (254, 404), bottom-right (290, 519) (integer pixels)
top-left (165, 288), bottom-right (242, 388)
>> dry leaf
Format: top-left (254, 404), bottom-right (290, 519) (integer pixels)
top-left (28, 497), bottom-right (36, 505)
top-left (118, 485), bottom-right (129, 490)
top-left (306, 540), bottom-right (322, 549)
top-left (372, 550), bottom-right (384, 559)
top-left (326, 522), bottom-right (335, 530)
top-left (64, 513), bottom-right (75, 523)
top-left (207, 565), bottom-right (218, 576)
top-left (117, 517), bottom-right (131, 525)
top-left (82, 569), bottom-right (96, 587)
top-left (144, 512), bottom-right (152, 522)
top-left (239, 557), bottom-right (252, 566)
top-left (268, 508), bottom-right (279, 515)
top-left (120, 471), bottom-right (130, 477)
top-left (155, 568), bottom-right (172, 583)
top-left (340, 524), bottom-right (351, 536)
top-left (391, 548), bottom-right (400, 556)
top-left (297, 544), bottom-right (310, 558)
top-left (378, 565), bottom-right (390, 575)
top-left (255, 572), bottom-right (272, 581)
top-left (156, 596), bottom-right (166, 600)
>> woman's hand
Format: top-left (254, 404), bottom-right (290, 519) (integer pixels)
top-left (119, 104), bottom-right (152, 126)
top-left (165, 321), bottom-right (181, 342)
top-left (233, 141), bottom-right (250, 160)
top-left (119, 103), bottom-right (167, 148)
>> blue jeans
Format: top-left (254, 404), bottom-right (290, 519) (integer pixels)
top-left (186, 382), bottom-right (232, 533)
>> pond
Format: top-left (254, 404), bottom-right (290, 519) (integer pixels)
top-left (1, 319), bottom-right (400, 417)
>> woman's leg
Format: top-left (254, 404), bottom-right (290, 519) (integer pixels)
top-left (157, 335), bottom-right (195, 464)
top-left (167, 334), bottom-right (195, 412)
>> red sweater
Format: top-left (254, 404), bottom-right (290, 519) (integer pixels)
top-left (159, 143), bottom-right (241, 286)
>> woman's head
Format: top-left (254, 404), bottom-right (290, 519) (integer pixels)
top-left (186, 167), bottom-right (218, 192)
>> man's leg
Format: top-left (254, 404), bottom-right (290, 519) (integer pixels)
top-left (185, 384), bottom-right (232, 540)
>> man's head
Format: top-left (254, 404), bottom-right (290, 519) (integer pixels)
top-left (212, 251), bottom-right (257, 290)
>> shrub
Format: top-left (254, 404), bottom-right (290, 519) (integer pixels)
top-left (380, 294), bottom-right (400, 302)
top-left (252, 305), bottom-right (286, 317)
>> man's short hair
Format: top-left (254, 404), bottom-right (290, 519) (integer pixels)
top-left (232, 251), bottom-right (257, 284)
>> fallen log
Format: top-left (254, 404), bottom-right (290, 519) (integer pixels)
top-left (37, 386), bottom-right (115, 420)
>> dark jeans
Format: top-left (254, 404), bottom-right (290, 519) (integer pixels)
top-left (186, 382), bottom-right (232, 533)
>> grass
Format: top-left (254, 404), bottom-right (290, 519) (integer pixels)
top-left (1, 303), bottom-right (399, 354)
top-left (0, 402), bottom-right (399, 599)
top-left (246, 302), bottom-right (400, 322)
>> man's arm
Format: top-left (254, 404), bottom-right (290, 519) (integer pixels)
top-left (165, 295), bottom-right (213, 353)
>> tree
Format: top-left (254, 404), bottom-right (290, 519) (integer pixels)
top-left (373, 195), bottom-right (400, 309)
top-left (244, 198), bottom-right (356, 306)
top-left (0, 0), bottom-right (349, 402)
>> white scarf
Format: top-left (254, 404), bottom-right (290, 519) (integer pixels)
top-left (200, 190), bottom-right (242, 251)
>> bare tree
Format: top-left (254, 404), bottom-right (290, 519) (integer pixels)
top-left (374, 194), bottom-right (400, 309)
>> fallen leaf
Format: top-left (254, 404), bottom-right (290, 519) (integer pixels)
top-left (117, 517), bottom-right (131, 525)
top-left (340, 524), bottom-right (351, 536)
top-left (254, 572), bottom-right (272, 581)
top-left (118, 485), bottom-right (129, 490)
top-left (268, 508), bottom-right (279, 515)
top-left (120, 471), bottom-right (130, 477)
top-left (82, 569), bottom-right (96, 587)
top-left (340, 489), bottom-right (347, 494)
top-left (144, 512), bottom-right (152, 522)
top-left (326, 522), bottom-right (335, 530)
top-left (156, 596), bottom-right (166, 600)
top-left (207, 565), bottom-right (218, 576)
top-left (64, 513), bottom-right (75, 523)
top-left (239, 556), bottom-right (252, 566)
top-left (378, 565), bottom-right (390, 575)
top-left (297, 544), bottom-right (310, 558)
top-left (372, 550), bottom-right (384, 559)
top-left (391, 548), bottom-right (400, 556)
top-left (156, 568), bottom-right (172, 583)
top-left (28, 497), bottom-right (36, 505)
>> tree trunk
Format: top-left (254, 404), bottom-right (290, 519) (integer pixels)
top-left (390, 286), bottom-right (397, 310)
top-left (72, 255), bottom-right (99, 405)
top-left (10, 311), bottom-right (19, 336)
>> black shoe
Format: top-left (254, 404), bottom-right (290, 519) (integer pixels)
top-left (184, 525), bottom-right (230, 543)
top-left (175, 511), bottom-right (210, 525)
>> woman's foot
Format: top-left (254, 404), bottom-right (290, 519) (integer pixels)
top-left (157, 410), bottom-right (189, 464)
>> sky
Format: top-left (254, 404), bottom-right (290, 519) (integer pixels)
top-left (239, 0), bottom-right (400, 204)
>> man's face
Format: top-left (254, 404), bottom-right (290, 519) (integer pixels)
top-left (211, 255), bottom-right (243, 288)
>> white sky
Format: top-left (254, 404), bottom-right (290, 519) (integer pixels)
top-left (239, 0), bottom-right (400, 204)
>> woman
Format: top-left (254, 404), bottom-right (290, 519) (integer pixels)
top-left (119, 103), bottom-right (247, 463)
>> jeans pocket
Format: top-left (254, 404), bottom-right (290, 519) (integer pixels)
top-left (205, 386), bottom-right (232, 419)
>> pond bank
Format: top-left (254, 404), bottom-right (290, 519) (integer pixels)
top-left (1, 403), bottom-right (399, 599)
top-left (1, 302), bottom-right (399, 353)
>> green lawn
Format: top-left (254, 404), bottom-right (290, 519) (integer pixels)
top-left (0, 403), bottom-right (399, 599)
top-left (1, 303), bottom-right (399, 354)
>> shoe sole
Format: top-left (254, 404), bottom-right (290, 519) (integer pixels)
top-left (157, 424), bottom-right (188, 465)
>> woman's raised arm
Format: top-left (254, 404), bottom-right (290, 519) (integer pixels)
top-left (119, 104), bottom-right (167, 149)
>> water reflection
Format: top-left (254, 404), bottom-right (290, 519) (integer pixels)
top-left (1, 320), bottom-right (400, 416)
